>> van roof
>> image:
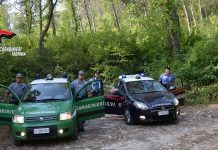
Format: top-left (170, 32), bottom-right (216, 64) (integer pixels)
top-left (30, 78), bottom-right (68, 84)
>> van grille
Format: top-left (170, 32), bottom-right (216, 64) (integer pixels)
top-left (26, 115), bottom-right (58, 122)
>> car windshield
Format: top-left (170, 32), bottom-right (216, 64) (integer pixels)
top-left (126, 80), bottom-right (166, 94)
top-left (22, 83), bottom-right (72, 102)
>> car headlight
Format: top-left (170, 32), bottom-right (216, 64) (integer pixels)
top-left (13, 115), bottom-right (24, 124)
top-left (60, 112), bottom-right (72, 120)
top-left (173, 98), bottom-right (179, 106)
top-left (133, 101), bottom-right (148, 110)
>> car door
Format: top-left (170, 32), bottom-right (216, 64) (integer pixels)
top-left (0, 84), bottom-right (19, 126)
top-left (75, 80), bottom-right (105, 122)
top-left (169, 78), bottom-right (185, 105)
top-left (105, 80), bottom-right (125, 115)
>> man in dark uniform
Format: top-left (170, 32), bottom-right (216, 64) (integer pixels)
top-left (6, 73), bottom-right (26, 102)
top-left (159, 66), bottom-right (175, 90)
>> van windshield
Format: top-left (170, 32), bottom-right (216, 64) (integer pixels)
top-left (22, 83), bottom-right (72, 102)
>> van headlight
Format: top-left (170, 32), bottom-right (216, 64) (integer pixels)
top-left (60, 112), bottom-right (72, 120)
top-left (13, 115), bottom-right (24, 124)
top-left (173, 98), bottom-right (179, 106)
top-left (133, 101), bottom-right (148, 110)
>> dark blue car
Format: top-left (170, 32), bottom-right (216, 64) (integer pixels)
top-left (105, 74), bottom-right (181, 125)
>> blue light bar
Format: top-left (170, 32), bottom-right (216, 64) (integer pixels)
top-left (140, 73), bottom-right (145, 77)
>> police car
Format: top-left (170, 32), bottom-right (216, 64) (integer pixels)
top-left (105, 74), bottom-right (182, 125)
top-left (0, 75), bottom-right (105, 145)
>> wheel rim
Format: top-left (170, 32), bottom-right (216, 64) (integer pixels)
top-left (125, 109), bottom-right (131, 123)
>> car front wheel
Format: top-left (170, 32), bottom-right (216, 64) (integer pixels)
top-left (124, 108), bottom-right (136, 125)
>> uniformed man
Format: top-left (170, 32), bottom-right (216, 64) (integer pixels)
top-left (6, 73), bottom-right (26, 101)
top-left (90, 71), bottom-right (101, 96)
top-left (159, 66), bottom-right (175, 90)
top-left (71, 70), bottom-right (87, 132)
top-left (90, 70), bottom-right (101, 81)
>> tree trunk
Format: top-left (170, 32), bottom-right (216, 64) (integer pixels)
top-left (70, 0), bottom-right (79, 35)
top-left (202, 7), bottom-right (208, 19)
top-left (198, 0), bottom-right (202, 22)
top-left (190, 0), bottom-right (197, 27)
top-left (166, 0), bottom-right (181, 55)
top-left (171, 7), bottom-right (180, 55)
top-left (181, 0), bottom-right (191, 33)
top-left (88, 1), bottom-right (96, 32)
top-left (79, 17), bottom-right (85, 32)
top-left (111, 1), bottom-right (120, 30)
top-left (39, 0), bottom-right (58, 56)
top-left (142, 0), bottom-right (148, 16)
top-left (24, 0), bottom-right (31, 33)
top-left (39, 0), bottom-right (43, 56)
top-left (84, 0), bottom-right (93, 32)
top-left (52, 16), bottom-right (56, 36)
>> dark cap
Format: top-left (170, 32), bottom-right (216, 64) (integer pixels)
top-left (16, 73), bottom-right (23, 78)
top-left (165, 66), bottom-right (171, 70)
top-left (78, 70), bottom-right (85, 75)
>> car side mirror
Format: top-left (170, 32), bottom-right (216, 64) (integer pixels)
top-left (112, 89), bottom-right (122, 96)
top-left (170, 86), bottom-right (176, 90)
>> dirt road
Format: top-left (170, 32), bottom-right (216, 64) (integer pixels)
top-left (1, 105), bottom-right (218, 150)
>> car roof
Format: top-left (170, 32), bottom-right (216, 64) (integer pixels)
top-left (30, 78), bottom-right (68, 84)
top-left (119, 75), bottom-right (154, 83)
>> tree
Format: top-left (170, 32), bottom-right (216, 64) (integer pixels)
top-left (181, 0), bottom-right (191, 33)
top-left (83, 0), bottom-right (93, 32)
top-left (39, 0), bottom-right (58, 56)
top-left (111, 0), bottom-right (120, 30)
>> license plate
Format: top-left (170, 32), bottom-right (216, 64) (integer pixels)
top-left (33, 128), bottom-right (50, 134)
top-left (158, 110), bottom-right (169, 116)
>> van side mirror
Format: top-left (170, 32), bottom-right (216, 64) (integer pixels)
top-left (9, 98), bottom-right (19, 105)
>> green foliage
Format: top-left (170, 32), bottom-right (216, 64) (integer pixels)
top-left (186, 84), bottom-right (218, 105)
top-left (178, 26), bottom-right (218, 86)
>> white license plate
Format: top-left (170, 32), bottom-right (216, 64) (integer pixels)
top-left (158, 110), bottom-right (169, 116)
top-left (33, 128), bottom-right (50, 134)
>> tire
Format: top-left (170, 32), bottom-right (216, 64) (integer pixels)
top-left (179, 98), bottom-right (185, 106)
top-left (124, 108), bottom-right (136, 125)
top-left (71, 124), bottom-right (78, 140)
top-left (172, 117), bottom-right (180, 124)
top-left (14, 139), bottom-right (23, 146)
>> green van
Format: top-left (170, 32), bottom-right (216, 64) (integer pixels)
top-left (0, 77), bottom-right (105, 145)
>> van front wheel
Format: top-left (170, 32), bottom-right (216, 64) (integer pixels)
top-left (71, 124), bottom-right (78, 140)
top-left (14, 139), bottom-right (23, 146)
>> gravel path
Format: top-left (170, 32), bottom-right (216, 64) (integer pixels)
top-left (1, 104), bottom-right (218, 150)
